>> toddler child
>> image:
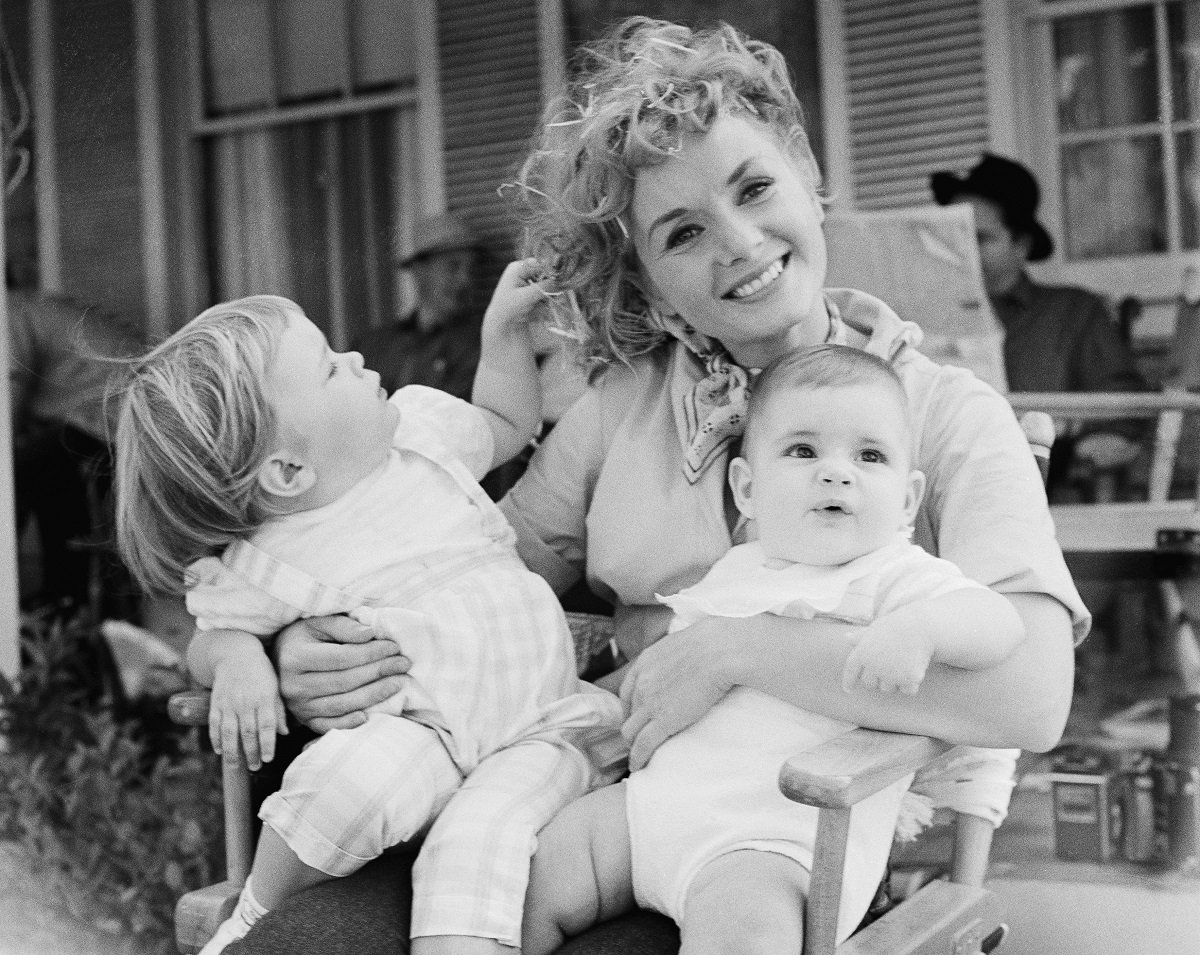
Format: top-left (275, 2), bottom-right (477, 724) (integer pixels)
top-left (113, 266), bottom-right (625, 955)
top-left (523, 344), bottom-right (1026, 955)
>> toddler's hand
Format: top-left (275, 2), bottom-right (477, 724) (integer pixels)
top-left (482, 258), bottom-right (548, 337)
top-left (210, 651), bottom-right (288, 771)
top-left (842, 628), bottom-right (933, 695)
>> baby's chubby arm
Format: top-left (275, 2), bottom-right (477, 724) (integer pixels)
top-left (188, 628), bottom-right (287, 771)
top-left (842, 587), bottom-right (1026, 695)
top-left (472, 258), bottom-right (548, 467)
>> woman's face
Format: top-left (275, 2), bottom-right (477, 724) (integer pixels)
top-left (629, 113), bottom-right (829, 368)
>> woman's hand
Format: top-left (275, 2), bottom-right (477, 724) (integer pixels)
top-left (275, 615), bottom-right (412, 733)
top-left (618, 616), bottom-right (733, 770)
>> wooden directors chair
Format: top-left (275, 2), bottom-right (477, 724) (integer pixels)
top-left (168, 416), bottom-right (1058, 955)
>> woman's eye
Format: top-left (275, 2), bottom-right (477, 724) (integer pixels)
top-left (741, 179), bottom-right (773, 202)
top-left (327, 359), bottom-right (339, 379)
top-left (666, 224), bottom-right (701, 250)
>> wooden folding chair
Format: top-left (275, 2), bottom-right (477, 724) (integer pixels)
top-left (168, 414), bottom-right (1059, 955)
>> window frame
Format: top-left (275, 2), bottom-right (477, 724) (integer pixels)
top-left (1013, 0), bottom-right (1194, 309)
top-left (174, 0), bottom-right (444, 332)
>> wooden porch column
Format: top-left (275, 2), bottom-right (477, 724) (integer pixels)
top-left (0, 2), bottom-right (23, 680)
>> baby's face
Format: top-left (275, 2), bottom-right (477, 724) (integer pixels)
top-left (267, 307), bottom-right (399, 496)
top-left (732, 381), bottom-right (922, 566)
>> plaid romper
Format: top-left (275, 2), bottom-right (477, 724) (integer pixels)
top-left (187, 387), bottom-right (626, 946)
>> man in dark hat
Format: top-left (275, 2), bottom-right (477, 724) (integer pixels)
top-left (352, 212), bottom-right (486, 401)
top-left (932, 152), bottom-right (1146, 498)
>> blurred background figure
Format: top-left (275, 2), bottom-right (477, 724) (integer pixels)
top-left (7, 275), bottom-right (142, 614)
top-left (1168, 265), bottom-right (1200, 393)
top-left (352, 211), bottom-right (486, 401)
top-left (931, 152), bottom-right (1148, 501)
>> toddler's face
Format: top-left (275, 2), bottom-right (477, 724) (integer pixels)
top-left (267, 307), bottom-right (399, 495)
top-left (731, 381), bottom-right (923, 566)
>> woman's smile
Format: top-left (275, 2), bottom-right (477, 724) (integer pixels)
top-left (725, 254), bottom-right (789, 300)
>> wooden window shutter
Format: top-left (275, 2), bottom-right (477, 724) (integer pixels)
top-left (438, 0), bottom-right (543, 256)
top-left (842, 0), bottom-right (989, 210)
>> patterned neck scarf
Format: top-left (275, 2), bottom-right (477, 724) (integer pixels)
top-left (673, 299), bottom-right (847, 484)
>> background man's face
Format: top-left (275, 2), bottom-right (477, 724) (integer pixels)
top-left (410, 248), bottom-right (477, 325)
top-left (953, 194), bottom-right (1030, 299)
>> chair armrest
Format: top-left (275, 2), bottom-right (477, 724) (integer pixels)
top-left (169, 688), bottom-right (213, 727)
top-left (778, 728), bottom-right (952, 809)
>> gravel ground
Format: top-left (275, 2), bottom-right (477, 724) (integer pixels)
top-left (0, 843), bottom-right (150, 955)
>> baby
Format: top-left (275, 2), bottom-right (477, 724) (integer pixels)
top-left (523, 344), bottom-right (1026, 955)
top-left (114, 266), bottom-right (624, 955)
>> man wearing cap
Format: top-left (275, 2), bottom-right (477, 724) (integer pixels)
top-left (932, 152), bottom-right (1147, 496)
top-left (353, 212), bottom-right (485, 401)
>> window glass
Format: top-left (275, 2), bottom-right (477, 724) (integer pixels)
top-left (203, 111), bottom-right (402, 345)
top-left (1061, 135), bottom-right (1166, 258)
top-left (1054, 7), bottom-right (1158, 132)
top-left (1171, 1), bottom-right (1200, 121)
top-left (1178, 130), bottom-right (1200, 247)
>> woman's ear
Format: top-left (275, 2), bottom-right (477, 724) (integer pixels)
top-left (903, 469), bottom-right (927, 525)
top-left (729, 456), bottom-right (756, 520)
top-left (257, 450), bottom-right (317, 500)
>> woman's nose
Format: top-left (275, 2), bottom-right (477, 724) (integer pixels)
top-left (345, 351), bottom-right (365, 375)
top-left (716, 211), bottom-right (763, 262)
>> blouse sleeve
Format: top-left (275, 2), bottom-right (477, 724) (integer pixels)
top-left (913, 365), bottom-right (1090, 644)
top-left (391, 385), bottom-right (495, 480)
top-left (185, 556), bottom-right (300, 636)
top-left (498, 380), bottom-right (608, 596)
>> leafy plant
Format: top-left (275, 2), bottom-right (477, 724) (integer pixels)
top-left (0, 611), bottom-right (223, 953)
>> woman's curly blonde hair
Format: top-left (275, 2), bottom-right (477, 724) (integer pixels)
top-left (512, 17), bottom-right (821, 369)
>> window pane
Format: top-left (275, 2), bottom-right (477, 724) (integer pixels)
top-left (203, 0), bottom-right (274, 114)
top-left (1061, 136), bottom-right (1166, 258)
top-left (1171, 1), bottom-right (1200, 121)
top-left (1178, 130), bottom-right (1200, 247)
top-left (1054, 7), bottom-right (1158, 132)
top-left (354, 0), bottom-right (417, 90)
top-left (279, 0), bottom-right (348, 102)
top-left (204, 112), bottom-right (399, 338)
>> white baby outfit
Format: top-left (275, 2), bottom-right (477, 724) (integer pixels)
top-left (187, 386), bottom-right (626, 946)
top-left (631, 535), bottom-right (1017, 944)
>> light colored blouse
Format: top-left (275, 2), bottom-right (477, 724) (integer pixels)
top-left (500, 288), bottom-right (1089, 662)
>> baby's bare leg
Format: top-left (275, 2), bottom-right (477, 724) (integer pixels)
top-left (680, 850), bottom-right (809, 955)
top-left (522, 782), bottom-right (635, 955)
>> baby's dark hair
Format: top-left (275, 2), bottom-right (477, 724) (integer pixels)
top-left (742, 344), bottom-right (910, 459)
top-left (513, 17), bottom-right (820, 369)
top-left (114, 295), bottom-right (297, 594)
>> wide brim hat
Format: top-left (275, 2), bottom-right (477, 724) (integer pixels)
top-left (930, 152), bottom-right (1054, 262)
top-left (397, 213), bottom-right (482, 267)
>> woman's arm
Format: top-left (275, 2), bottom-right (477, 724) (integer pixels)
top-left (620, 591), bottom-right (1072, 770)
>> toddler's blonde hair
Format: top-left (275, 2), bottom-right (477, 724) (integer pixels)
top-left (114, 295), bottom-right (296, 594)
top-left (513, 17), bottom-right (821, 369)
